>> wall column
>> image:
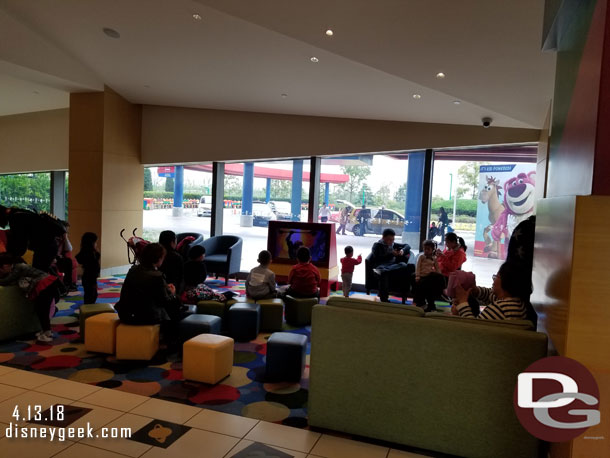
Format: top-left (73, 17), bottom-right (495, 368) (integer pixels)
top-left (324, 182), bottom-right (330, 206)
top-left (291, 160), bottom-right (303, 221)
top-left (535, 2), bottom-right (610, 457)
top-left (68, 88), bottom-right (143, 270)
top-left (265, 177), bottom-right (271, 203)
top-left (50, 170), bottom-right (66, 220)
top-left (240, 162), bottom-right (254, 227)
top-left (172, 165), bottom-right (184, 217)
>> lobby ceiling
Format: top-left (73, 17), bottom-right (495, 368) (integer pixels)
top-left (0, 0), bottom-right (554, 128)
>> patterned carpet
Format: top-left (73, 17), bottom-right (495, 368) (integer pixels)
top-left (0, 276), bottom-right (449, 428)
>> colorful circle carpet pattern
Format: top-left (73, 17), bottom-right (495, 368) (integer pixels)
top-left (0, 276), bottom-right (309, 428)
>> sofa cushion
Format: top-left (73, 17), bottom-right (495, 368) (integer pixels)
top-left (326, 296), bottom-right (424, 317)
top-left (205, 254), bottom-right (228, 263)
top-left (424, 311), bottom-right (534, 331)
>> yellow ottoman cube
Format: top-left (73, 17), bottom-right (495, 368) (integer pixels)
top-left (116, 324), bottom-right (160, 360)
top-left (84, 313), bottom-right (120, 354)
top-left (183, 334), bottom-right (234, 384)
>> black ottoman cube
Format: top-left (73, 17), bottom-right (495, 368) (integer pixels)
top-left (179, 314), bottom-right (222, 344)
top-left (228, 303), bottom-right (260, 342)
top-left (265, 332), bottom-right (308, 382)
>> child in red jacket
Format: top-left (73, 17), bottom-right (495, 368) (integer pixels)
top-left (340, 245), bottom-right (362, 297)
top-left (287, 247), bottom-right (321, 299)
top-left (436, 232), bottom-right (467, 277)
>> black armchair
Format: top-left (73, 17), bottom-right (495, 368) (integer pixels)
top-left (365, 251), bottom-right (415, 303)
top-left (202, 236), bottom-right (243, 285)
top-left (176, 232), bottom-right (205, 260)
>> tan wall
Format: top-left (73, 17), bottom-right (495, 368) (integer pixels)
top-left (533, 195), bottom-right (610, 458)
top-left (141, 105), bottom-right (541, 164)
top-left (68, 89), bottom-right (142, 270)
top-left (0, 109), bottom-right (68, 173)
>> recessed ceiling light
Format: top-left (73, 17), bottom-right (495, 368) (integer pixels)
top-left (325, 29), bottom-right (334, 36)
top-left (412, 94), bottom-right (422, 100)
top-left (436, 72), bottom-right (446, 79)
top-left (453, 100), bottom-right (461, 105)
top-left (192, 13), bottom-right (202, 20)
top-left (310, 56), bottom-right (319, 63)
top-left (102, 27), bottom-right (120, 39)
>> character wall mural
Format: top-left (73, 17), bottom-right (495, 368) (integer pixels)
top-left (475, 164), bottom-right (536, 260)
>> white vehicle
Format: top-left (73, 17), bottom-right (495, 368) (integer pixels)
top-left (197, 196), bottom-right (212, 217)
top-left (269, 200), bottom-right (292, 220)
top-left (252, 202), bottom-right (277, 226)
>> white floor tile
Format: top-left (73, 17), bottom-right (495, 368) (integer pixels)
top-left (310, 434), bottom-right (388, 458)
top-left (66, 401), bottom-right (125, 432)
top-left (0, 369), bottom-right (57, 389)
top-left (185, 408), bottom-right (258, 438)
top-left (0, 435), bottom-right (73, 457)
top-left (79, 388), bottom-right (148, 412)
top-left (0, 383), bottom-right (26, 403)
top-left (79, 413), bottom-right (153, 457)
top-left (130, 398), bottom-right (200, 424)
top-left (34, 378), bottom-right (103, 400)
top-left (0, 391), bottom-right (72, 424)
top-left (55, 442), bottom-right (131, 457)
top-left (140, 428), bottom-right (239, 458)
top-left (244, 421), bottom-right (321, 453)
top-left (0, 365), bottom-right (17, 376)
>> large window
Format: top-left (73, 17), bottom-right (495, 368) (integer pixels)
top-left (0, 172), bottom-right (51, 213)
top-left (430, 157), bottom-right (537, 287)
top-left (142, 166), bottom-right (212, 243)
top-left (222, 161), bottom-right (305, 272)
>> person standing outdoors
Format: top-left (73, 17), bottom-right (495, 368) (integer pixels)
top-left (319, 204), bottom-right (331, 223)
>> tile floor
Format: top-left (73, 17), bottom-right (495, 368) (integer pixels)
top-left (0, 366), bottom-right (432, 458)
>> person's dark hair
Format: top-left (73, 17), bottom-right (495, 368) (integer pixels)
top-left (140, 243), bottom-right (166, 266)
top-left (0, 252), bottom-right (16, 267)
top-left (296, 246), bottom-right (311, 263)
top-left (159, 231), bottom-right (177, 250)
top-left (382, 228), bottom-right (395, 238)
top-left (497, 261), bottom-right (532, 300)
top-left (257, 250), bottom-right (272, 265)
top-left (439, 207), bottom-right (446, 214)
top-left (458, 237), bottom-right (467, 252)
top-left (423, 240), bottom-right (436, 249)
top-left (445, 232), bottom-right (457, 244)
top-left (344, 245), bottom-right (354, 255)
top-left (80, 232), bottom-right (98, 252)
top-left (188, 245), bottom-right (205, 260)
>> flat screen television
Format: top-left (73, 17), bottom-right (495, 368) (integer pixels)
top-left (267, 221), bottom-right (333, 267)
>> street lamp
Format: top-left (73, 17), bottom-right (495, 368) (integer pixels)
top-left (449, 173), bottom-right (453, 200)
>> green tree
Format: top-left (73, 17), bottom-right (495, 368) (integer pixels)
top-left (270, 179), bottom-right (292, 199)
top-left (143, 168), bottom-right (153, 191)
top-left (0, 173), bottom-right (51, 212)
top-left (340, 165), bottom-right (371, 202)
top-left (394, 183), bottom-right (407, 202)
top-left (360, 183), bottom-right (373, 206)
top-left (376, 184), bottom-right (391, 207)
top-left (224, 175), bottom-right (242, 196)
top-left (457, 162), bottom-right (487, 200)
top-left (164, 177), bottom-right (174, 192)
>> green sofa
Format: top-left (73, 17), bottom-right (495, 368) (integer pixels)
top-left (309, 297), bottom-right (547, 458)
top-left (0, 286), bottom-right (41, 342)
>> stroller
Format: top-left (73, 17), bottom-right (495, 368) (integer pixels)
top-left (120, 228), bottom-right (150, 265)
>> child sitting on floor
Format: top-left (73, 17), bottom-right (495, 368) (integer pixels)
top-left (246, 250), bottom-right (277, 300)
top-left (286, 247), bottom-right (321, 299)
top-left (340, 246), bottom-right (361, 297)
top-left (182, 245), bottom-right (228, 303)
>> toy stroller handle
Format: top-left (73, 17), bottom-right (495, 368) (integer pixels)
top-left (132, 228), bottom-right (138, 237)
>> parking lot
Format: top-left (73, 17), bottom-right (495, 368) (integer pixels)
top-left (143, 208), bottom-right (498, 286)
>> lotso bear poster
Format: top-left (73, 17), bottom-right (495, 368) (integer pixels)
top-left (475, 164), bottom-right (536, 260)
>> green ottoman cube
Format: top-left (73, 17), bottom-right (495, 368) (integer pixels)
top-left (196, 300), bottom-right (230, 319)
top-left (284, 296), bottom-right (318, 327)
top-left (257, 298), bottom-right (284, 332)
top-left (79, 303), bottom-right (116, 340)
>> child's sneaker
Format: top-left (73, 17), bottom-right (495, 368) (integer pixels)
top-left (36, 331), bottom-right (53, 343)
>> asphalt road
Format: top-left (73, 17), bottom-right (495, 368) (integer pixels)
top-left (143, 208), bottom-right (498, 286)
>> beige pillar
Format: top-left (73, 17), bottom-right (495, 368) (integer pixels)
top-left (68, 87), bottom-right (143, 270)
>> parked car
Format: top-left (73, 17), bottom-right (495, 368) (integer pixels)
top-left (197, 195), bottom-right (212, 217)
top-left (252, 202), bottom-right (277, 227)
top-left (345, 205), bottom-right (405, 236)
top-left (269, 200), bottom-right (293, 220)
